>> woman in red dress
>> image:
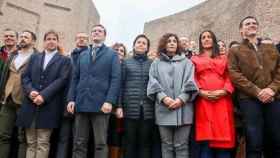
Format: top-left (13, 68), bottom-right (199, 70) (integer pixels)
top-left (191, 30), bottom-right (235, 158)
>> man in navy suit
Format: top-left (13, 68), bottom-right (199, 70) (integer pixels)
top-left (17, 30), bottom-right (71, 158)
top-left (67, 24), bottom-right (121, 158)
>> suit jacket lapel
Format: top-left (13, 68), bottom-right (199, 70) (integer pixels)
top-left (44, 52), bottom-right (60, 71)
top-left (39, 52), bottom-right (45, 73)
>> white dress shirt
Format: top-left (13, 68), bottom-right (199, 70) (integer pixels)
top-left (43, 50), bottom-right (57, 70)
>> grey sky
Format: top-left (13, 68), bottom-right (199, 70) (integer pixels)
top-left (93, 0), bottom-right (205, 50)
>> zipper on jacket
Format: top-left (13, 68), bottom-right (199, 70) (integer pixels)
top-left (139, 61), bottom-right (144, 117)
top-left (170, 61), bottom-right (179, 126)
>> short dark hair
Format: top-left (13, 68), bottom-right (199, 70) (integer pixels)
top-left (92, 24), bottom-right (107, 36)
top-left (3, 28), bottom-right (18, 39)
top-left (239, 16), bottom-right (259, 29)
top-left (198, 30), bottom-right (220, 58)
top-left (44, 30), bottom-right (59, 41)
top-left (22, 30), bottom-right (37, 41)
top-left (112, 42), bottom-right (127, 56)
top-left (157, 33), bottom-right (182, 55)
top-left (133, 34), bottom-right (150, 54)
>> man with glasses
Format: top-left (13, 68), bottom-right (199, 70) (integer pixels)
top-left (67, 24), bottom-right (121, 158)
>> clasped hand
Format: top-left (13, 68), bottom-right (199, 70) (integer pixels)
top-left (199, 89), bottom-right (227, 101)
top-left (162, 97), bottom-right (184, 110)
top-left (257, 88), bottom-right (275, 103)
top-left (29, 91), bottom-right (44, 106)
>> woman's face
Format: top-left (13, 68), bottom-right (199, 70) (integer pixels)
top-left (218, 41), bottom-right (226, 54)
top-left (201, 32), bottom-right (213, 49)
top-left (166, 36), bottom-right (178, 54)
top-left (115, 46), bottom-right (125, 60)
top-left (134, 37), bottom-right (148, 54)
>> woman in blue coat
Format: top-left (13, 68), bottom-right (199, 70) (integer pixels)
top-left (16, 30), bottom-right (71, 158)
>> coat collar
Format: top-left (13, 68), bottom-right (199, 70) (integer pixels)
top-left (159, 53), bottom-right (185, 62)
top-left (9, 49), bottom-right (37, 72)
top-left (241, 38), bottom-right (263, 50)
top-left (89, 44), bottom-right (106, 63)
top-left (133, 53), bottom-right (148, 61)
top-left (10, 57), bottom-right (29, 72)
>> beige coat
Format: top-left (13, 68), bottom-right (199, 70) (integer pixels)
top-left (4, 57), bottom-right (30, 105)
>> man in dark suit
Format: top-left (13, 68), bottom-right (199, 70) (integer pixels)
top-left (67, 24), bottom-right (121, 158)
top-left (16, 30), bottom-right (71, 158)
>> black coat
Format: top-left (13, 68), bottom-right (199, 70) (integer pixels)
top-left (17, 52), bottom-right (71, 128)
top-left (120, 54), bottom-right (154, 120)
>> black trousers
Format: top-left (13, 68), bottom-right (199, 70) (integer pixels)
top-left (123, 118), bottom-right (154, 158)
top-left (239, 99), bottom-right (280, 158)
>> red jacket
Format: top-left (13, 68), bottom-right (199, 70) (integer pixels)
top-left (191, 54), bottom-right (235, 148)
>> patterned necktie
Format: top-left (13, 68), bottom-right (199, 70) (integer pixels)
top-left (92, 47), bottom-right (97, 62)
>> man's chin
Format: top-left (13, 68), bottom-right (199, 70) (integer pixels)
top-left (247, 33), bottom-right (257, 37)
top-left (93, 39), bottom-right (104, 44)
top-left (46, 48), bottom-right (57, 52)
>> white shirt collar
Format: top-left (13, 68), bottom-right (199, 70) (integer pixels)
top-left (92, 43), bottom-right (103, 48)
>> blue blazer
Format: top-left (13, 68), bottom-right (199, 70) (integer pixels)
top-left (17, 52), bottom-right (71, 128)
top-left (68, 44), bottom-right (121, 113)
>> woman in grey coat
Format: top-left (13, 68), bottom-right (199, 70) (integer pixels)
top-left (147, 33), bottom-right (198, 158)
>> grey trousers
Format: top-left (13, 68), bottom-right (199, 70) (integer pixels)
top-left (159, 125), bottom-right (191, 158)
top-left (72, 113), bottom-right (110, 158)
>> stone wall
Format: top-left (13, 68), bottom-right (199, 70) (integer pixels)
top-left (144, 0), bottom-right (280, 50)
top-left (0, 0), bottom-right (100, 52)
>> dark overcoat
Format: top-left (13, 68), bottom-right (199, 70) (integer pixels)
top-left (17, 52), bottom-right (71, 128)
top-left (67, 44), bottom-right (121, 113)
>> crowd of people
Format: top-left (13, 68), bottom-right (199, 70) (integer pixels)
top-left (0, 16), bottom-right (280, 158)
